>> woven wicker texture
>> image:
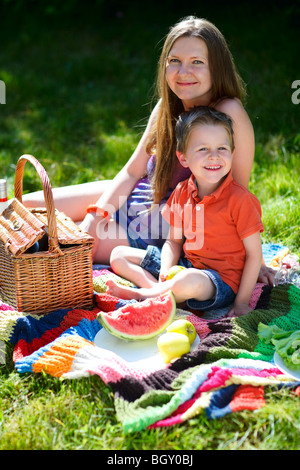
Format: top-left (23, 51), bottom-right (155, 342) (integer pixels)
top-left (0, 155), bottom-right (94, 315)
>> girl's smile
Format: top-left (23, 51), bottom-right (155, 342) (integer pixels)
top-left (166, 36), bottom-right (213, 109)
top-left (176, 81), bottom-right (198, 86)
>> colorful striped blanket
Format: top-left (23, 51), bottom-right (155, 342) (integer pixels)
top-left (0, 244), bottom-right (300, 433)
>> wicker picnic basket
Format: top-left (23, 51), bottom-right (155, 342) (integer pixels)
top-left (0, 155), bottom-right (94, 315)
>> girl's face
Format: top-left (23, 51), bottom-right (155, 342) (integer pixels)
top-left (166, 36), bottom-right (213, 109)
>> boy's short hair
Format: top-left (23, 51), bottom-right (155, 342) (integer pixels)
top-left (175, 106), bottom-right (235, 153)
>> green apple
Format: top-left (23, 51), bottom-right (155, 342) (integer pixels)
top-left (166, 265), bottom-right (186, 280)
top-left (157, 332), bottom-right (190, 363)
top-left (166, 319), bottom-right (197, 344)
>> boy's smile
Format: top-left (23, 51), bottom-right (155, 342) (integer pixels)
top-left (177, 124), bottom-right (233, 199)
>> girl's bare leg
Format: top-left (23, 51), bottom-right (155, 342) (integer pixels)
top-left (90, 217), bottom-right (130, 264)
top-left (106, 268), bottom-right (216, 303)
top-left (22, 179), bottom-right (140, 264)
top-left (22, 180), bottom-right (111, 222)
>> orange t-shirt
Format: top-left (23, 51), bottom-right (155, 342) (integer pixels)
top-left (162, 171), bottom-right (264, 293)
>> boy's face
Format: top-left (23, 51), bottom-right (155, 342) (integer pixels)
top-left (177, 123), bottom-right (233, 192)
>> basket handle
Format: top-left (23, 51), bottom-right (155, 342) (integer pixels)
top-left (14, 154), bottom-right (60, 253)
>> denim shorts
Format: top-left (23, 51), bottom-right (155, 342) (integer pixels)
top-left (127, 233), bottom-right (149, 250)
top-left (140, 245), bottom-right (236, 311)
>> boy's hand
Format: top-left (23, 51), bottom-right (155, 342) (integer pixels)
top-left (226, 302), bottom-right (252, 318)
top-left (226, 232), bottom-right (262, 318)
top-left (159, 272), bottom-right (168, 282)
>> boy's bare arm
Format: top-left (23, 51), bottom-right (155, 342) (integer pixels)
top-left (227, 231), bottom-right (262, 317)
top-left (159, 226), bottom-right (184, 281)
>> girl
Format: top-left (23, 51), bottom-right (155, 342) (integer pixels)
top-left (24, 16), bottom-right (271, 281)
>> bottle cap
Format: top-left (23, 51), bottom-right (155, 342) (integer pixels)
top-left (0, 179), bottom-right (7, 201)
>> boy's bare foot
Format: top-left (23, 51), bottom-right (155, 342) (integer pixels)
top-left (106, 279), bottom-right (141, 300)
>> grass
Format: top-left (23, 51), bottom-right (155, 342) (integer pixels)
top-left (0, 368), bottom-right (300, 451)
top-left (0, 0), bottom-right (300, 450)
top-left (0, 368), bottom-right (299, 450)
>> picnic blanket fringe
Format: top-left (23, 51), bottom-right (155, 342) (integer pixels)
top-left (1, 279), bottom-right (300, 433)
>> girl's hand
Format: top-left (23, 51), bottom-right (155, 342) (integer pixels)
top-left (226, 303), bottom-right (252, 318)
top-left (80, 212), bottom-right (108, 235)
top-left (79, 212), bottom-right (98, 233)
top-left (257, 265), bottom-right (276, 285)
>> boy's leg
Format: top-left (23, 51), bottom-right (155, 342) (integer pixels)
top-left (171, 268), bottom-right (216, 303)
top-left (110, 246), bottom-right (158, 288)
top-left (106, 267), bottom-right (215, 303)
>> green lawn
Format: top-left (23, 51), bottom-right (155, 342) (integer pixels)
top-left (0, 0), bottom-right (299, 450)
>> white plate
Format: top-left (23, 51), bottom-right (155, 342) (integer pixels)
top-left (273, 352), bottom-right (300, 380)
top-left (94, 327), bottom-right (200, 363)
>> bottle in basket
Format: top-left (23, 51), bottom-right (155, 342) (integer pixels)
top-left (273, 265), bottom-right (300, 288)
top-left (0, 179), bottom-right (8, 215)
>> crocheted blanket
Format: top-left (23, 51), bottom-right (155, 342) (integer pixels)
top-left (0, 244), bottom-right (300, 433)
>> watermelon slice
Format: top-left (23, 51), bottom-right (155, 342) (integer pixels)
top-left (97, 292), bottom-right (176, 341)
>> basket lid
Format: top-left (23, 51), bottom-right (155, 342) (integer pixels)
top-left (0, 200), bottom-right (94, 256)
top-left (31, 208), bottom-right (94, 245)
top-left (0, 199), bottom-right (46, 256)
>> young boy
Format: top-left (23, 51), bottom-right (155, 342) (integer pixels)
top-left (106, 107), bottom-right (264, 317)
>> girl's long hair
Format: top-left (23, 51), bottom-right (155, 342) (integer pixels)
top-left (146, 16), bottom-right (246, 204)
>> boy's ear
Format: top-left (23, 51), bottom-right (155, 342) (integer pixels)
top-left (176, 150), bottom-right (189, 168)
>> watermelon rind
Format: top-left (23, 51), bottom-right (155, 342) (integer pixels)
top-left (97, 292), bottom-right (176, 341)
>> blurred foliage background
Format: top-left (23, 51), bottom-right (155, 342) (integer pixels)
top-left (0, 0), bottom-right (299, 248)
